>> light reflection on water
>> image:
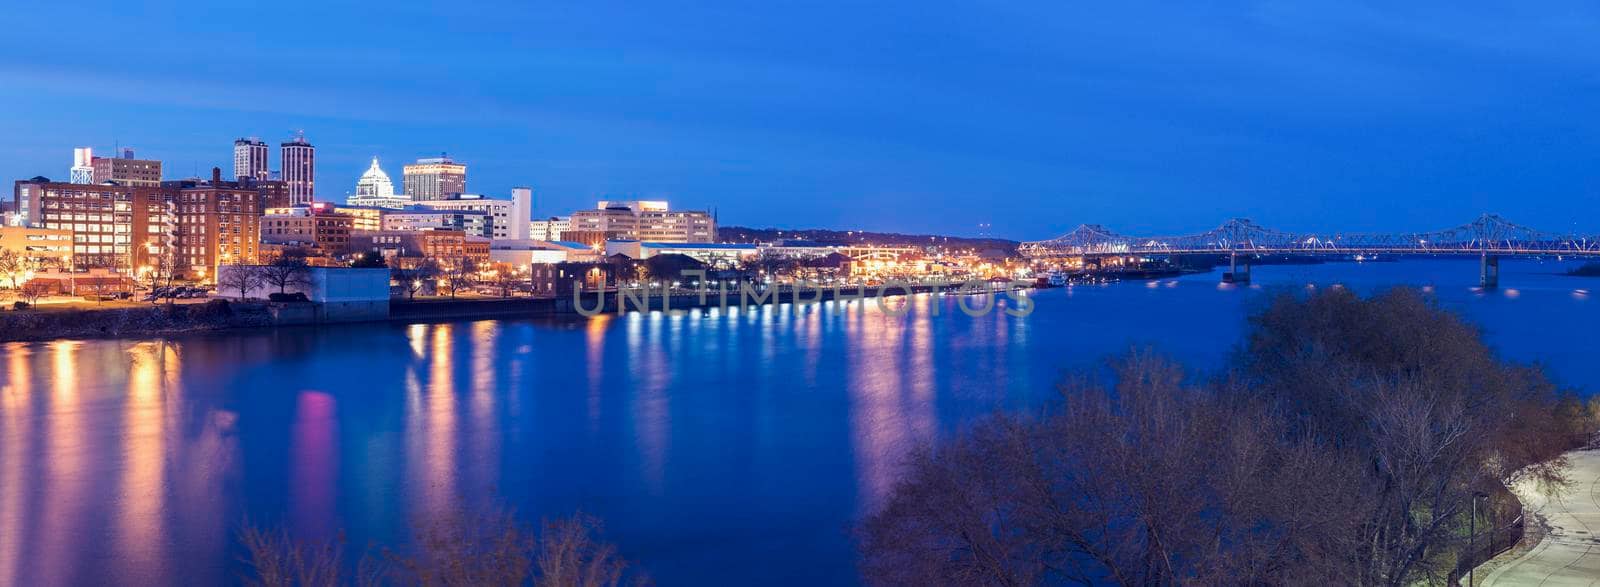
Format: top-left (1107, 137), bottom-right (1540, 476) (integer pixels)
top-left (0, 259), bottom-right (1595, 585)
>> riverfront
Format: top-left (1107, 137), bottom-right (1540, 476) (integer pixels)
top-left (1, 258), bottom-right (1597, 585)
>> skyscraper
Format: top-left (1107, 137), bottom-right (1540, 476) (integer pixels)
top-left (69, 147), bottom-right (95, 184)
top-left (402, 155), bottom-right (466, 200)
top-left (234, 137), bottom-right (269, 181)
top-left (281, 133), bottom-right (315, 205)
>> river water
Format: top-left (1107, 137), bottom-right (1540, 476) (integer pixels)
top-left (1, 259), bottom-right (1596, 585)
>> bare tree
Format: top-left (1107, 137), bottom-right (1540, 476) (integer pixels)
top-left (141, 248), bottom-right (179, 305)
top-left (82, 276), bottom-right (119, 305)
top-left (490, 266), bottom-right (522, 298)
top-left (16, 280), bottom-right (49, 307)
top-left (439, 257), bottom-right (476, 298)
top-left (859, 288), bottom-right (1594, 586)
top-left (535, 512), bottom-right (634, 587)
top-left (218, 262), bottom-right (265, 300)
top-left (392, 260), bottom-right (439, 300)
top-left (259, 256), bottom-right (311, 296)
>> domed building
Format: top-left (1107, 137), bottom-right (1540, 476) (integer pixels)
top-left (354, 156), bottom-right (395, 198)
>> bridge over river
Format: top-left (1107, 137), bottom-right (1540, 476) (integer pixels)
top-left (1020, 214), bottom-right (1600, 288)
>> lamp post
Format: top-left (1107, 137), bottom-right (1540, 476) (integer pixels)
top-left (1470, 490), bottom-right (1488, 586)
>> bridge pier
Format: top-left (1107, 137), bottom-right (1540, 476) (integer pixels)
top-left (1223, 252), bottom-right (1252, 284)
top-left (1480, 253), bottom-right (1500, 289)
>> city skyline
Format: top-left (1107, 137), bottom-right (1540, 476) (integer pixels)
top-left (4, 2), bottom-right (1600, 239)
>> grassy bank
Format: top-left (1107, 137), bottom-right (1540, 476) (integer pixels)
top-left (0, 300), bottom-right (273, 342)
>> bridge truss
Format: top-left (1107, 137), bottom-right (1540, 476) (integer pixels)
top-left (1020, 215), bottom-right (1600, 259)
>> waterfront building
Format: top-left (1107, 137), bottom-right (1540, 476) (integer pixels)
top-left (604, 240), bottom-right (757, 268)
top-left (0, 226), bottom-right (74, 268)
top-left (9, 169), bottom-right (262, 279)
top-left (261, 205), bottom-right (355, 255)
top-left (91, 148), bottom-right (163, 187)
top-left (69, 147), bottom-right (95, 184)
top-left (13, 178), bottom-right (167, 272)
top-left (402, 155), bottom-right (466, 200)
top-left (281, 133), bottom-right (315, 205)
top-left (160, 168), bottom-right (264, 279)
top-left (529, 216), bottom-right (571, 241)
top-left (488, 239), bottom-right (577, 268)
top-left (382, 206), bottom-right (493, 239)
top-left (233, 137), bottom-right (270, 181)
top-left (350, 228), bottom-right (489, 267)
top-left (354, 156), bottom-right (396, 199)
top-left (567, 200), bottom-right (715, 246)
top-left (758, 240), bottom-right (919, 261)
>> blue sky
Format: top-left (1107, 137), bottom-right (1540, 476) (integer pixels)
top-left (2, 1), bottom-right (1598, 239)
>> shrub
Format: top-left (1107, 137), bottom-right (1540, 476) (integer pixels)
top-left (237, 509), bottom-right (644, 586)
top-left (11, 301), bottom-right (28, 311)
top-left (268, 292), bottom-right (310, 303)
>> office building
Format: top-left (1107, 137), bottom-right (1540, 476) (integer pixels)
top-left (261, 205), bottom-right (355, 255)
top-left (243, 178), bottom-right (292, 210)
top-left (234, 138), bottom-right (269, 181)
top-left (13, 178), bottom-right (170, 272)
top-left (529, 216), bottom-right (571, 241)
top-left (402, 155), bottom-right (466, 200)
top-left (12, 168), bottom-right (262, 280)
top-left (0, 226), bottom-right (74, 268)
top-left (350, 228), bottom-right (489, 268)
top-left (382, 207), bottom-right (493, 238)
top-left (604, 240), bottom-right (757, 268)
top-left (281, 133), bottom-right (315, 205)
top-left (566, 200), bottom-right (716, 246)
top-left (410, 193), bottom-right (521, 239)
top-left (91, 148), bottom-right (162, 187)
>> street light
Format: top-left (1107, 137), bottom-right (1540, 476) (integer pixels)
top-left (1470, 490), bottom-right (1488, 586)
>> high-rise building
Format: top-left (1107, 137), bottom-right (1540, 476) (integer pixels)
top-left (402, 155), bottom-right (466, 200)
top-left (234, 138), bottom-right (269, 181)
top-left (91, 148), bottom-right (162, 187)
top-left (355, 156), bottom-right (396, 199)
top-left (13, 178), bottom-right (170, 272)
top-left (69, 147), bottom-right (95, 184)
top-left (281, 133), bottom-right (315, 205)
top-left (13, 169), bottom-right (262, 279)
top-left (162, 168), bottom-right (264, 277)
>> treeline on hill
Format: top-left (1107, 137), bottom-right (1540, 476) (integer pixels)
top-left (717, 226), bottom-right (1020, 256)
top-left (859, 287), bottom-right (1597, 586)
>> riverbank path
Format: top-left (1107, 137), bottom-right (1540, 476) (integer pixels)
top-left (1481, 448), bottom-right (1600, 586)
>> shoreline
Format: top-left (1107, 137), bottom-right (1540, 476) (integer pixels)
top-left (0, 282), bottom-right (1032, 344)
